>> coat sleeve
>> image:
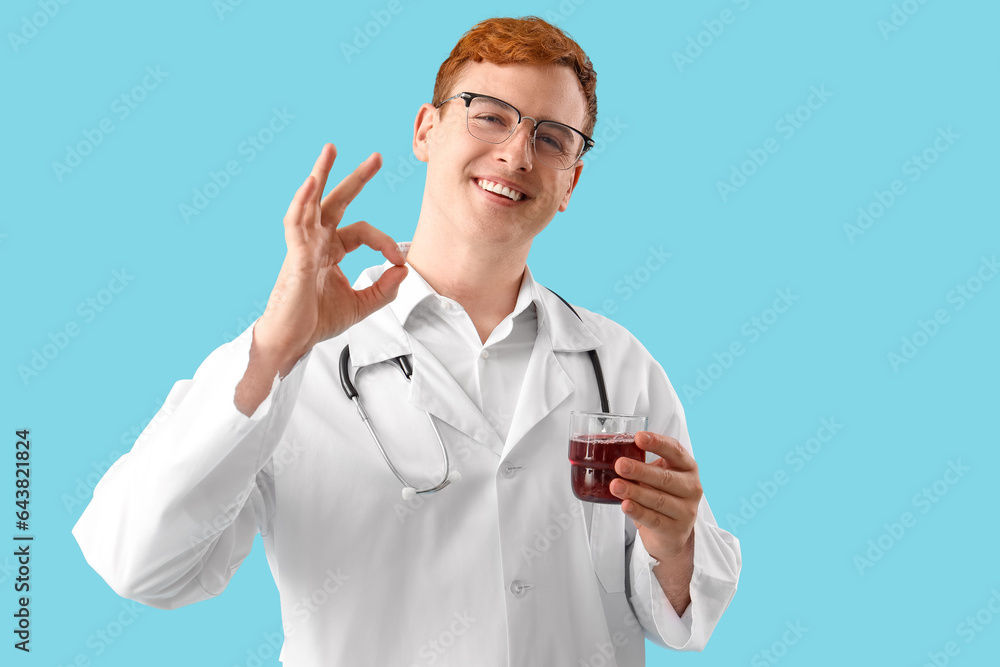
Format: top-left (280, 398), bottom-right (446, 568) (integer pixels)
top-left (72, 323), bottom-right (310, 609)
top-left (626, 353), bottom-right (742, 651)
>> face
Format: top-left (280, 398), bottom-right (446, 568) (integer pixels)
top-left (413, 61), bottom-right (588, 250)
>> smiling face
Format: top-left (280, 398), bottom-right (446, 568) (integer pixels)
top-left (412, 61), bottom-right (588, 252)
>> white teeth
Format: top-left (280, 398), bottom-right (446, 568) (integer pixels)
top-left (477, 179), bottom-right (523, 202)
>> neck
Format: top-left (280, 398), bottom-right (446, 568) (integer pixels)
top-left (406, 224), bottom-right (529, 345)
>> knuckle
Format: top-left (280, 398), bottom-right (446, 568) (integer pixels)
top-left (653, 492), bottom-right (668, 513)
top-left (683, 505), bottom-right (698, 524)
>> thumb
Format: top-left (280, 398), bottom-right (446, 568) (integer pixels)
top-left (355, 265), bottom-right (408, 318)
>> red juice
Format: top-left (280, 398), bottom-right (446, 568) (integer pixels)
top-left (568, 434), bottom-right (644, 503)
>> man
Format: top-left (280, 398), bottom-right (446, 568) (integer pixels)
top-left (74, 16), bottom-right (740, 666)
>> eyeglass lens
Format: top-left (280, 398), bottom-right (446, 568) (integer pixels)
top-left (466, 96), bottom-right (584, 169)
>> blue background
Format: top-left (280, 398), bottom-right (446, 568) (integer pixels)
top-left (3, 0), bottom-right (998, 665)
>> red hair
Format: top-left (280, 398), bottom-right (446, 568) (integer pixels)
top-left (432, 16), bottom-right (597, 137)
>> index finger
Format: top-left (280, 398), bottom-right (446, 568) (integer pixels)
top-left (636, 432), bottom-right (696, 471)
top-left (309, 143), bottom-right (337, 199)
top-left (320, 152), bottom-right (383, 223)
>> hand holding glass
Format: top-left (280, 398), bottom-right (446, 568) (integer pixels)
top-left (568, 412), bottom-right (648, 504)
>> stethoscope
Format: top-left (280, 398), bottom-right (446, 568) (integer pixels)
top-left (338, 289), bottom-right (609, 500)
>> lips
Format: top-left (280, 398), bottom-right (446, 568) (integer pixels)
top-left (475, 178), bottom-right (527, 202)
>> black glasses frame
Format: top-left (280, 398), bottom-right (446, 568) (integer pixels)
top-left (436, 92), bottom-right (595, 169)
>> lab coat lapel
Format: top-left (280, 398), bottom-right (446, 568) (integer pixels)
top-left (348, 303), bottom-right (505, 456)
top-left (501, 330), bottom-right (573, 460)
top-left (407, 335), bottom-right (506, 456)
top-left (349, 261), bottom-right (505, 456)
top-left (500, 284), bottom-right (605, 460)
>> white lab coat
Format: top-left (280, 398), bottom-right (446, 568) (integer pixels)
top-left (73, 261), bottom-right (741, 666)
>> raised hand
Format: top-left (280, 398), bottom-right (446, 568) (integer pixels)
top-left (236, 144), bottom-right (407, 414)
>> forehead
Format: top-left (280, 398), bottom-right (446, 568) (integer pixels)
top-left (449, 61), bottom-right (588, 129)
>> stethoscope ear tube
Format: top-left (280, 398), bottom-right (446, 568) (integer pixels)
top-left (587, 349), bottom-right (609, 413)
top-left (339, 346), bottom-right (358, 400)
top-left (546, 288), bottom-right (610, 414)
top-left (340, 345), bottom-right (457, 497)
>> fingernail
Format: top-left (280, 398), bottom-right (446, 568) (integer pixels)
top-left (617, 458), bottom-right (633, 473)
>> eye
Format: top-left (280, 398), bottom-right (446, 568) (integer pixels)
top-left (476, 114), bottom-right (508, 126)
top-left (537, 134), bottom-right (565, 152)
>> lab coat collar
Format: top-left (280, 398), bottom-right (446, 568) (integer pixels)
top-left (345, 245), bottom-right (604, 455)
top-left (347, 243), bottom-right (604, 367)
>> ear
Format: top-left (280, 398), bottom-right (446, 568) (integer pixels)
top-left (557, 160), bottom-right (585, 212)
top-left (412, 103), bottom-right (439, 163)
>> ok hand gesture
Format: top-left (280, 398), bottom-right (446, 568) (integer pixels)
top-left (255, 143), bottom-right (408, 370)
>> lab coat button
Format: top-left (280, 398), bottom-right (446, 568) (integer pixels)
top-left (481, 350), bottom-right (490, 359)
top-left (509, 579), bottom-right (533, 598)
top-left (499, 461), bottom-right (522, 478)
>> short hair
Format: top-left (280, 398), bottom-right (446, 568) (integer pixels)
top-left (432, 16), bottom-right (597, 137)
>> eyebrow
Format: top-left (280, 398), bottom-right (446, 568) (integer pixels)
top-left (475, 92), bottom-right (584, 130)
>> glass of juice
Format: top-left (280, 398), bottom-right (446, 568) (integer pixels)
top-left (568, 411), bottom-right (647, 504)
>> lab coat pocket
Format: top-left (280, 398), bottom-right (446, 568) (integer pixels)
top-left (590, 503), bottom-right (626, 594)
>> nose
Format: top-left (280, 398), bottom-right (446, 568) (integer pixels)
top-left (494, 120), bottom-right (534, 171)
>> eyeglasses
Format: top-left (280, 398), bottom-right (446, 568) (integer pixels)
top-left (436, 92), bottom-right (595, 170)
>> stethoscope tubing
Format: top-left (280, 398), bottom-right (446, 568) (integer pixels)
top-left (340, 346), bottom-right (457, 497)
top-left (337, 288), bottom-right (607, 499)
